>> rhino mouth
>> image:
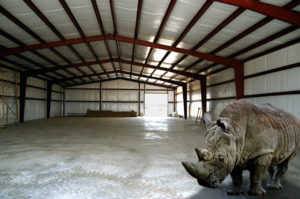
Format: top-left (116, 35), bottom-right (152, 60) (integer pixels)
top-left (182, 161), bottom-right (224, 188)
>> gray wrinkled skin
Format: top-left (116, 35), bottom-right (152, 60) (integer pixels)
top-left (183, 99), bottom-right (300, 196)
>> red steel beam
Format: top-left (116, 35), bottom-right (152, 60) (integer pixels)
top-left (130, 0), bottom-right (143, 78)
top-left (58, 0), bottom-right (110, 79)
top-left (26, 58), bottom-right (203, 79)
top-left (163, 7), bottom-right (245, 80)
top-left (54, 70), bottom-right (184, 86)
top-left (201, 25), bottom-right (298, 73)
top-left (0, 5), bottom-right (85, 82)
top-left (0, 34), bottom-right (242, 67)
top-left (139, 0), bottom-right (177, 79)
top-left (91, 0), bottom-right (117, 78)
top-left (24, 0), bottom-right (96, 81)
top-left (194, 0), bottom-right (300, 74)
top-left (147, 0), bottom-right (213, 81)
top-left (66, 77), bottom-right (176, 89)
top-left (109, 0), bottom-right (123, 77)
top-left (215, 0), bottom-right (300, 26)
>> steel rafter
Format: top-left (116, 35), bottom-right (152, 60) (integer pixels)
top-left (91, 0), bottom-right (117, 78)
top-left (160, 6), bottom-right (245, 82)
top-left (145, 0), bottom-right (213, 82)
top-left (200, 25), bottom-right (298, 74)
top-left (173, 0), bottom-right (299, 80)
top-left (0, 34), bottom-right (242, 68)
top-left (58, 0), bottom-right (110, 80)
top-left (24, 0), bottom-right (101, 81)
top-left (0, 5), bottom-right (85, 83)
top-left (53, 70), bottom-right (183, 87)
top-left (138, 0), bottom-right (177, 80)
top-left (215, 0), bottom-right (300, 26)
top-left (65, 77), bottom-right (176, 89)
top-left (109, 0), bottom-right (123, 77)
top-left (130, 0), bottom-right (143, 79)
top-left (26, 58), bottom-right (202, 80)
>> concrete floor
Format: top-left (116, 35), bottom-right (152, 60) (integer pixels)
top-left (0, 117), bottom-right (300, 199)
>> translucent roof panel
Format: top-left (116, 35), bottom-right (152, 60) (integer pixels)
top-left (32, 0), bottom-right (80, 39)
top-left (159, 0), bottom-right (207, 45)
top-left (138, 0), bottom-right (170, 42)
top-left (114, 0), bottom-right (138, 38)
top-left (65, 0), bottom-right (101, 36)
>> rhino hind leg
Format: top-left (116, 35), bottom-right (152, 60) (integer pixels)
top-left (227, 167), bottom-right (244, 195)
top-left (267, 160), bottom-right (289, 190)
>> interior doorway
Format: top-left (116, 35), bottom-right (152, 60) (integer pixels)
top-left (145, 93), bottom-right (168, 117)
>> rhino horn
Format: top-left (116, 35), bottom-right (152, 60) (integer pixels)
top-left (182, 161), bottom-right (209, 179)
top-left (195, 148), bottom-right (212, 161)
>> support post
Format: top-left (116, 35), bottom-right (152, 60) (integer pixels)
top-left (182, 84), bottom-right (187, 119)
top-left (234, 63), bottom-right (244, 100)
top-left (138, 83), bottom-right (140, 116)
top-left (200, 76), bottom-right (207, 121)
top-left (19, 74), bottom-right (27, 123)
top-left (99, 82), bottom-right (102, 110)
top-left (62, 87), bottom-right (65, 117)
top-left (173, 88), bottom-right (176, 113)
top-left (46, 81), bottom-right (52, 119)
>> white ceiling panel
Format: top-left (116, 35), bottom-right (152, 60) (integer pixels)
top-left (90, 41), bottom-right (109, 59)
top-left (65, 0), bottom-right (100, 36)
top-left (138, 0), bottom-right (170, 42)
top-left (114, 0), bottom-right (138, 38)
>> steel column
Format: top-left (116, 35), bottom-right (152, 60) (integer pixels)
top-left (138, 83), bottom-right (141, 116)
top-left (99, 82), bottom-right (102, 110)
top-left (46, 81), bottom-right (52, 119)
top-left (19, 74), bottom-right (27, 123)
top-left (200, 76), bottom-right (207, 122)
top-left (182, 84), bottom-right (188, 119)
top-left (234, 64), bottom-right (244, 100)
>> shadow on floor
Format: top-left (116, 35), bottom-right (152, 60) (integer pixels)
top-left (188, 177), bottom-right (300, 199)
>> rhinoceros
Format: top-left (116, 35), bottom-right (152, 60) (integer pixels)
top-left (182, 99), bottom-right (300, 196)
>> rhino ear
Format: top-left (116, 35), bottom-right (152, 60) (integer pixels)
top-left (217, 119), bottom-right (229, 134)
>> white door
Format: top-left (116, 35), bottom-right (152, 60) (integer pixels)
top-left (145, 93), bottom-right (168, 117)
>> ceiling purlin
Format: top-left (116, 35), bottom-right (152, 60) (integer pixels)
top-left (53, 70), bottom-right (183, 87)
top-left (65, 77), bottom-right (176, 89)
top-left (174, 0), bottom-right (300, 80)
top-left (0, 34), bottom-right (242, 68)
top-left (0, 5), bottom-right (85, 83)
top-left (130, 0), bottom-right (143, 79)
top-left (164, 7), bottom-right (245, 83)
top-left (201, 25), bottom-right (299, 74)
top-left (24, 0), bottom-right (98, 82)
top-left (58, 0), bottom-right (109, 80)
top-left (0, 31), bottom-right (65, 79)
top-left (195, 0), bottom-right (300, 74)
top-left (91, 0), bottom-right (118, 78)
top-left (145, 0), bottom-right (214, 83)
top-left (26, 58), bottom-right (202, 80)
top-left (109, 0), bottom-right (123, 78)
top-left (215, 0), bottom-right (300, 26)
top-left (138, 0), bottom-right (177, 81)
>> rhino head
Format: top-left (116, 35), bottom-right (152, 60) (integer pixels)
top-left (183, 118), bottom-right (243, 188)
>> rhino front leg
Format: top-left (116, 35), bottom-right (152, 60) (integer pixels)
top-left (267, 159), bottom-right (288, 190)
top-left (248, 154), bottom-right (272, 196)
top-left (227, 167), bottom-right (243, 195)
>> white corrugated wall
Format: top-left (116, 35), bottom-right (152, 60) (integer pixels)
top-left (64, 79), bottom-right (175, 116)
top-left (176, 43), bottom-right (300, 120)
